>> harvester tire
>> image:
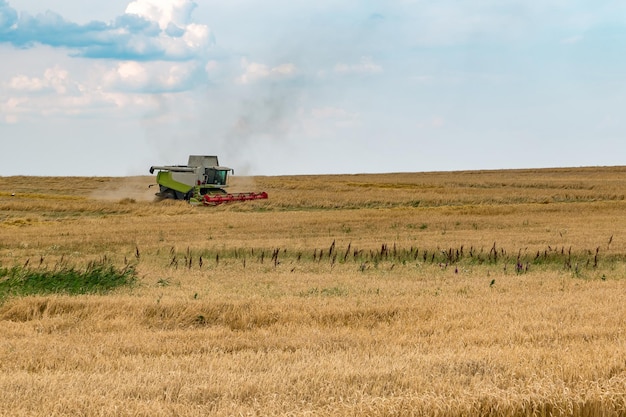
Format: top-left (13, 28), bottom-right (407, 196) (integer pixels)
top-left (156, 189), bottom-right (176, 201)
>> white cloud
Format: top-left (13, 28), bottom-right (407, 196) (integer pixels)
top-left (117, 61), bottom-right (147, 81)
top-left (122, 0), bottom-right (213, 59)
top-left (183, 23), bottom-right (210, 48)
top-left (0, 0), bottom-right (213, 61)
top-left (1, 97), bottom-right (25, 123)
top-left (0, 63), bottom-right (168, 121)
top-left (235, 58), bottom-right (296, 84)
top-left (272, 63), bottom-right (297, 76)
top-left (7, 74), bottom-right (46, 92)
top-left (334, 56), bottom-right (382, 75)
top-left (125, 0), bottom-right (195, 30)
top-left (103, 60), bottom-right (199, 92)
top-left (5, 66), bottom-right (70, 94)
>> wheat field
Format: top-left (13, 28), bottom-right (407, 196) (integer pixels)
top-left (0, 167), bottom-right (625, 416)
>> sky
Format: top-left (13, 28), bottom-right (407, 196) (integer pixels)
top-left (0, 0), bottom-right (625, 177)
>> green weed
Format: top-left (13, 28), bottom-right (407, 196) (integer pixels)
top-left (0, 259), bottom-right (136, 302)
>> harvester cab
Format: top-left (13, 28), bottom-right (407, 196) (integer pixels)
top-left (149, 155), bottom-right (268, 206)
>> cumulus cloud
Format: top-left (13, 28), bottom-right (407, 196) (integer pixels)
top-left (6, 66), bottom-right (70, 94)
top-left (1, 97), bottom-right (25, 123)
top-left (126, 0), bottom-right (195, 30)
top-left (1, 62), bottom-right (169, 123)
top-left (0, 0), bottom-right (213, 61)
top-left (235, 58), bottom-right (296, 84)
top-left (102, 60), bottom-right (201, 92)
top-left (0, 1), bottom-right (224, 124)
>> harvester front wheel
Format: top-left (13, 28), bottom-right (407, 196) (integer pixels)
top-left (155, 188), bottom-right (176, 201)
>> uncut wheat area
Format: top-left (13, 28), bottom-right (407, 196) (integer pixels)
top-left (0, 167), bottom-right (625, 417)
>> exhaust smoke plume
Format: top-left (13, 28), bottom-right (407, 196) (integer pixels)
top-left (143, 60), bottom-right (303, 178)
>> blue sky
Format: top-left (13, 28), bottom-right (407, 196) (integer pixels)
top-left (1, 0), bottom-right (625, 176)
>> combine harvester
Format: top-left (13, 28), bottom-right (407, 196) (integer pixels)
top-left (149, 155), bottom-right (268, 206)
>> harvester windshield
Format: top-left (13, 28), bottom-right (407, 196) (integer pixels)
top-left (206, 168), bottom-right (229, 186)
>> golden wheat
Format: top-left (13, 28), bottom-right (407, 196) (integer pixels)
top-left (0, 167), bottom-right (625, 416)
